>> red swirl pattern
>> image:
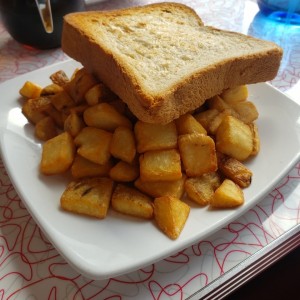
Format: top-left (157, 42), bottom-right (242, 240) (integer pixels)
top-left (1, 0), bottom-right (300, 299)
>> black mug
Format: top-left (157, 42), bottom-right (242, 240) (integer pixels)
top-left (0, 0), bottom-right (86, 49)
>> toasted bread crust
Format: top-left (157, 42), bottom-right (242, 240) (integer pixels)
top-left (62, 3), bottom-right (282, 124)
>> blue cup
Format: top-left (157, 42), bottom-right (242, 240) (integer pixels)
top-left (257, 0), bottom-right (300, 24)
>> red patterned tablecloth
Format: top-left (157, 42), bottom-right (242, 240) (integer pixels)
top-left (0, 0), bottom-right (300, 299)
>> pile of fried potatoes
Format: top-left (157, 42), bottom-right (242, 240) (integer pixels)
top-left (19, 67), bottom-right (260, 240)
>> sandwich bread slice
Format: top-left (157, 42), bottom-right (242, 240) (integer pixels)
top-left (62, 2), bottom-right (283, 124)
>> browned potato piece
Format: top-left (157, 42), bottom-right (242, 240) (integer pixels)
top-left (40, 132), bottom-right (75, 175)
top-left (69, 104), bottom-right (89, 115)
top-left (50, 90), bottom-right (75, 112)
top-left (208, 109), bottom-right (233, 135)
top-left (41, 83), bottom-right (63, 96)
top-left (249, 123), bottom-right (260, 156)
top-left (175, 113), bottom-right (207, 135)
top-left (231, 101), bottom-right (259, 124)
top-left (85, 83), bottom-right (115, 105)
top-left (110, 126), bottom-right (136, 163)
top-left (139, 149), bottom-right (182, 182)
top-left (60, 177), bottom-right (114, 219)
top-left (35, 116), bottom-right (58, 141)
top-left (109, 161), bottom-right (139, 182)
top-left (185, 172), bottom-right (221, 206)
top-left (64, 68), bottom-right (97, 103)
top-left (134, 174), bottom-right (186, 199)
top-left (22, 97), bottom-right (53, 124)
top-left (50, 70), bottom-right (69, 86)
top-left (207, 95), bottom-right (231, 111)
top-left (134, 120), bottom-right (177, 153)
top-left (215, 116), bottom-right (253, 161)
top-left (220, 85), bottom-right (248, 104)
top-left (178, 133), bottom-right (217, 177)
top-left (71, 155), bottom-right (113, 179)
top-left (19, 81), bottom-right (42, 99)
top-left (154, 196), bottom-right (190, 240)
top-left (194, 109), bottom-right (219, 131)
top-left (84, 103), bottom-right (132, 131)
top-left (74, 127), bottom-right (112, 165)
top-left (211, 179), bottom-right (244, 208)
top-left (217, 154), bottom-right (252, 188)
top-left (111, 184), bottom-right (153, 219)
top-left (64, 112), bottom-right (85, 137)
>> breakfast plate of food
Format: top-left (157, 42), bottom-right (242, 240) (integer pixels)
top-left (0, 3), bottom-right (299, 280)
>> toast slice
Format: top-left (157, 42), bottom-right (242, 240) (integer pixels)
top-left (62, 2), bottom-right (283, 124)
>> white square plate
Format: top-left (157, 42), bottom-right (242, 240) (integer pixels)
top-left (0, 60), bottom-right (300, 280)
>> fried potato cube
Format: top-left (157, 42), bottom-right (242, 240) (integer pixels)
top-left (134, 174), bottom-right (186, 199)
top-left (19, 81), bottom-right (42, 99)
top-left (41, 83), bottom-right (63, 96)
top-left (249, 123), bottom-right (260, 156)
top-left (175, 113), bottom-right (207, 135)
top-left (194, 109), bottom-right (219, 131)
top-left (50, 70), bottom-right (69, 86)
top-left (50, 90), bottom-right (75, 112)
top-left (45, 105), bottom-right (66, 129)
top-left (185, 172), bottom-right (221, 206)
top-left (210, 179), bottom-right (244, 208)
top-left (40, 132), bottom-right (75, 175)
top-left (207, 95), bottom-right (231, 111)
top-left (71, 155), bottom-right (113, 179)
top-left (84, 103), bottom-right (132, 131)
top-left (64, 68), bottom-right (98, 103)
top-left (35, 116), bottom-right (58, 141)
top-left (134, 120), bottom-right (177, 153)
top-left (154, 196), bottom-right (190, 240)
top-left (64, 112), bottom-right (86, 137)
top-left (85, 83), bottom-right (115, 105)
top-left (109, 160), bottom-right (139, 182)
top-left (22, 97), bottom-right (53, 124)
top-left (217, 154), bottom-right (252, 188)
top-left (178, 133), bottom-right (217, 177)
top-left (216, 116), bottom-right (253, 161)
top-left (60, 177), bottom-right (114, 219)
top-left (208, 109), bottom-right (233, 135)
top-left (74, 127), bottom-right (112, 165)
top-left (139, 149), bottom-right (182, 182)
top-left (69, 104), bottom-right (89, 115)
top-left (220, 85), bottom-right (248, 104)
top-left (110, 126), bottom-right (136, 163)
top-left (231, 101), bottom-right (259, 124)
top-left (112, 184), bottom-right (153, 219)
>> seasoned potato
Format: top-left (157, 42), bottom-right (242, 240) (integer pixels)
top-left (41, 83), bottom-right (63, 96)
top-left (60, 177), bottom-right (114, 218)
top-left (249, 123), bottom-right (260, 156)
top-left (110, 126), bottom-right (136, 163)
top-left (134, 120), bottom-right (178, 153)
top-left (85, 83), bottom-right (115, 105)
top-left (215, 115), bottom-right (253, 161)
top-left (134, 174), bottom-right (186, 199)
top-left (64, 68), bottom-right (97, 103)
top-left (40, 132), bottom-right (75, 175)
top-left (112, 184), bottom-right (153, 219)
top-left (231, 101), bottom-right (259, 124)
top-left (178, 133), bottom-right (217, 177)
top-left (64, 112), bottom-right (85, 137)
top-left (194, 109), bottom-right (219, 131)
top-left (50, 90), bottom-right (75, 112)
top-left (154, 196), bottom-right (190, 240)
top-left (220, 85), bottom-right (248, 104)
top-left (185, 172), bottom-right (221, 206)
top-left (35, 116), bottom-right (58, 141)
top-left (84, 103), bottom-right (132, 131)
top-left (139, 149), bottom-right (182, 182)
top-left (19, 81), bottom-right (42, 99)
top-left (109, 160), bottom-right (139, 182)
top-left (175, 113), bottom-right (207, 135)
top-left (74, 127), bottom-right (112, 165)
top-left (50, 70), bottom-right (69, 86)
top-left (210, 179), bottom-right (244, 208)
top-left (71, 154), bottom-right (113, 179)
